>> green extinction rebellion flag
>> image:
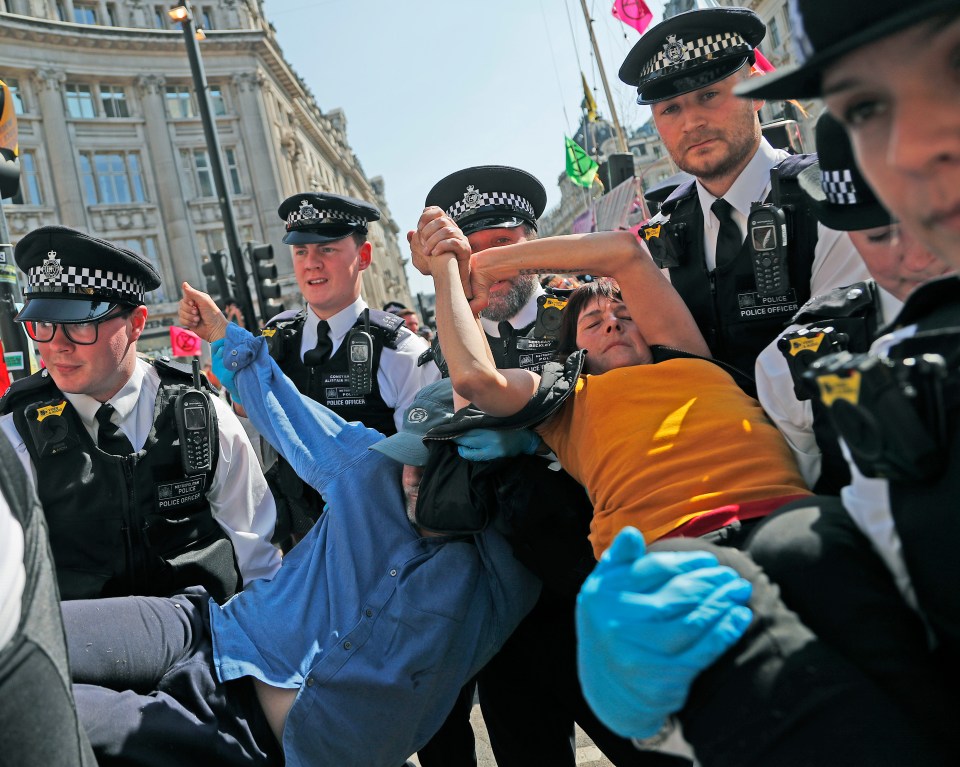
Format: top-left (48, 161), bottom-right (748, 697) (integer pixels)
top-left (565, 136), bottom-right (599, 189)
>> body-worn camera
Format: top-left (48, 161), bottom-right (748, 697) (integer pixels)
top-left (802, 350), bottom-right (947, 481)
top-left (778, 325), bottom-right (851, 400)
top-left (748, 202), bottom-right (791, 297)
top-left (533, 290), bottom-right (570, 339)
top-left (640, 221), bottom-right (687, 269)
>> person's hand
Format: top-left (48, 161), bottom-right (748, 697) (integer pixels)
top-left (454, 428), bottom-right (541, 461)
top-left (408, 207), bottom-right (472, 298)
top-left (576, 527), bottom-right (754, 739)
top-left (179, 282), bottom-right (229, 342)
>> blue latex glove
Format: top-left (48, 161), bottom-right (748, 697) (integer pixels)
top-left (454, 428), bottom-right (541, 462)
top-left (576, 527), bottom-right (754, 739)
top-left (210, 339), bottom-right (242, 405)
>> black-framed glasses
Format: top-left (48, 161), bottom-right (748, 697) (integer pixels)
top-left (23, 308), bottom-right (134, 346)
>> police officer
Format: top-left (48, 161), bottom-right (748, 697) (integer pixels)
top-left (423, 166), bottom-right (558, 373)
top-left (0, 226), bottom-right (280, 603)
top-left (414, 168), bottom-right (681, 766)
top-left (621, 6), bottom-right (868, 375)
top-left (756, 112), bottom-right (950, 494)
top-left (263, 192), bottom-right (440, 549)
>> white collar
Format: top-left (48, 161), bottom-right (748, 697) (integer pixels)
top-left (696, 138), bottom-right (787, 222)
top-left (305, 295), bottom-right (367, 343)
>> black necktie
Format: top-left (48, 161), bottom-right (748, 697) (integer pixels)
top-left (96, 403), bottom-right (134, 456)
top-left (711, 198), bottom-right (742, 268)
top-left (303, 320), bottom-right (333, 367)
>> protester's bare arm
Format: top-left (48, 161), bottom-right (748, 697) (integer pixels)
top-left (428, 246), bottom-right (539, 418)
top-left (471, 231), bottom-right (711, 357)
top-left (178, 282), bottom-right (229, 343)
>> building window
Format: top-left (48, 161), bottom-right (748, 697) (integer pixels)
top-left (165, 86), bottom-right (195, 118)
top-left (65, 83), bottom-right (96, 118)
top-left (154, 6), bottom-right (166, 28)
top-left (181, 147), bottom-right (243, 199)
top-left (200, 6), bottom-right (214, 29)
top-left (11, 150), bottom-right (42, 205)
top-left (209, 85), bottom-right (226, 116)
top-left (769, 17), bottom-right (782, 50)
top-left (100, 85), bottom-right (129, 118)
top-left (72, 2), bottom-right (99, 24)
top-left (113, 237), bottom-right (167, 302)
top-left (4, 78), bottom-right (24, 114)
top-left (79, 151), bottom-right (147, 205)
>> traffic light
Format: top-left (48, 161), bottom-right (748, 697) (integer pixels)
top-left (201, 250), bottom-right (230, 307)
top-left (248, 242), bottom-right (284, 322)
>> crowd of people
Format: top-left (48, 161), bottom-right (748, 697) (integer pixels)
top-left (1, 1), bottom-right (959, 765)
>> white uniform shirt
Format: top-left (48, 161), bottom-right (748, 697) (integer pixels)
top-left (299, 296), bottom-right (441, 432)
top-left (756, 286), bottom-right (903, 486)
top-left (667, 138), bottom-right (869, 295)
top-left (0, 358), bottom-right (281, 585)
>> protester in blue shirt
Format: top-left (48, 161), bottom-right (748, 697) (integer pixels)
top-left (62, 284), bottom-right (540, 767)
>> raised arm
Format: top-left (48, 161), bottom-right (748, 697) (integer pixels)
top-left (411, 208), bottom-right (539, 417)
top-left (471, 231), bottom-right (711, 358)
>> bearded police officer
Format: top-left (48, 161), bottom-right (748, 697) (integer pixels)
top-left (413, 168), bottom-right (678, 766)
top-left (0, 226), bottom-right (280, 603)
top-left (263, 192), bottom-right (440, 550)
top-left (623, 6), bottom-right (868, 374)
top-left (424, 166), bottom-right (559, 373)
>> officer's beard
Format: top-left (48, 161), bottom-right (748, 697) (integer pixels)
top-left (480, 275), bottom-right (539, 323)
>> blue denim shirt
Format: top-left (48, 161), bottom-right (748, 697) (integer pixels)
top-left (209, 324), bottom-right (540, 767)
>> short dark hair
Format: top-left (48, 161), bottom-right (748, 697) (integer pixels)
top-left (351, 231), bottom-right (368, 248)
top-left (556, 279), bottom-right (622, 361)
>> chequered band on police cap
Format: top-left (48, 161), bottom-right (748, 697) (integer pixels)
top-left (445, 191), bottom-right (536, 222)
top-left (821, 169), bottom-right (859, 205)
top-left (640, 31), bottom-right (750, 78)
top-left (286, 203), bottom-right (366, 230)
top-left (27, 264), bottom-right (147, 301)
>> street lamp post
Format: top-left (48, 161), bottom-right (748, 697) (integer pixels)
top-left (168, 4), bottom-right (258, 330)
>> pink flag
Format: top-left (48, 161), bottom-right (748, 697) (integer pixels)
top-left (612, 0), bottom-right (653, 35)
top-left (170, 325), bottom-right (202, 357)
top-left (753, 47), bottom-right (776, 73)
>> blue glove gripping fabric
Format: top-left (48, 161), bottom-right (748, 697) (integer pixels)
top-left (454, 428), bottom-right (541, 462)
top-left (210, 339), bottom-right (241, 404)
top-left (576, 527), bottom-right (753, 739)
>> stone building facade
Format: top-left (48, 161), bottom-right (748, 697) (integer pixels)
top-left (0, 0), bottom-right (415, 352)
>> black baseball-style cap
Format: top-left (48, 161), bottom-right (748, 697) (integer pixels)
top-left (619, 7), bottom-right (766, 105)
top-left (736, 0), bottom-right (958, 100)
top-left (425, 166), bottom-right (546, 236)
top-left (14, 225), bottom-right (161, 324)
top-left (279, 192), bottom-right (381, 245)
top-left (797, 112), bottom-right (892, 232)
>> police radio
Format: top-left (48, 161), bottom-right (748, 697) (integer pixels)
top-left (748, 202), bottom-right (791, 297)
top-left (348, 310), bottom-right (374, 396)
top-left (533, 289), bottom-right (571, 340)
top-left (175, 359), bottom-right (214, 475)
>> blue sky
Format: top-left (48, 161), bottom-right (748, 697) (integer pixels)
top-left (265, 0), bottom-right (667, 294)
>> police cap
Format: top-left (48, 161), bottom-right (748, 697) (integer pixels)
top-left (619, 7), bottom-right (765, 105)
top-left (14, 225), bottom-right (160, 324)
top-left (279, 192), bottom-right (380, 245)
top-left (736, 0), bottom-right (957, 100)
top-left (425, 166), bottom-right (546, 237)
top-left (798, 112), bottom-right (891, 232)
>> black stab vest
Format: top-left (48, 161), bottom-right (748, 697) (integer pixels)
top-left (653, 155), bottom-right (820, 375)
top-left (0, 363), bottom-right (238, 603)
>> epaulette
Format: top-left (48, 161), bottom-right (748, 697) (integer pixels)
top-left (886, 274), bottom-right (960, 332)
top-left (152, 355), bottom-right (218, 393)
top-left (0, 370), bottom-right (57, 415)
top-left (792, 280), bottom-right (878, 324)
top-left (658, 178), bottom-right (698, 217)
top-left (263, 308), bottom-right (305, 331)
top-left (364, 308), bottom-right (406, 349)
